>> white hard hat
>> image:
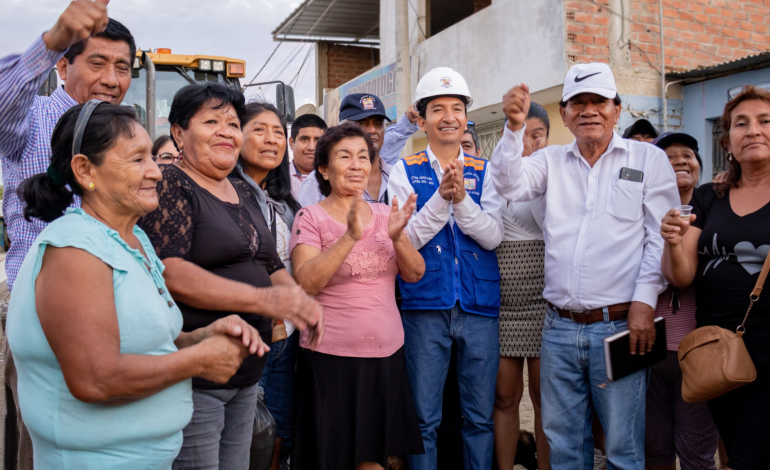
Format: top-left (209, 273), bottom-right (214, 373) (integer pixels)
top-left (413, 67), bottom-right (473, 110)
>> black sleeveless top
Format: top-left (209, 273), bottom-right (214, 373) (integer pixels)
top-left (139, 165), bottom-right (283, 389)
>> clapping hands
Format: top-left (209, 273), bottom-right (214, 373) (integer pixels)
top-left (388, 194), bottom-right (417, 242)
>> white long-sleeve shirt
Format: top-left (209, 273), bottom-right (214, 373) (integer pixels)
top-left (388, 145), bottom-right (503, 251)
top-left (502, 198), bottom-right (544, 241)
top-left (491, 126), bottom-right (679, 310)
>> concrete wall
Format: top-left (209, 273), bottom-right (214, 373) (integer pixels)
top-left (380, 0), bottom-right (566, 126)
top-left (618, 94), bottom-right (684, 135)
top-left (414, 0), bottom-right (566, 116)
top-left (680, 67), bottom-right (770, 178)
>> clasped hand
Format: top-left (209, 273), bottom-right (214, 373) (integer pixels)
top-left (438, 159), bottom-right (467, 204)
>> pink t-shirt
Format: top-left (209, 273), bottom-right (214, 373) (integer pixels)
top-left (655, 285), bottom-right (697, 351)
top-left (289, 202), bottom-right (403, 358)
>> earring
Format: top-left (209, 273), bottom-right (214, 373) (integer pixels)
top-left (728, 153), bottom-right (733, 161)
top-left (88, 182), bottom-right (95, 189)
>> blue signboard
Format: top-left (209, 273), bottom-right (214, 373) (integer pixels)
top-left (324, 61), bottom-right (397, 125)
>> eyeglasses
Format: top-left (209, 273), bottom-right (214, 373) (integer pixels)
top-left (153, 152), bottom-right (178, 164)
top-left (727, 82), bottom-right (770, 100)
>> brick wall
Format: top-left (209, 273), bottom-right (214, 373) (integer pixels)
top-left (565, 1), bottom-right (612, 64)
top-left (565, 0), bottom-right (768, 73)
top-left (327, 44), bottom-right (380, 89)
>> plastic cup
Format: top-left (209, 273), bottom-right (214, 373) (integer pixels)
top-left (676, 205), bottom-right (692, 221)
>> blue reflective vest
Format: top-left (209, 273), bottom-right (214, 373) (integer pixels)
top-left (398, 151), bottom-right (500, 317)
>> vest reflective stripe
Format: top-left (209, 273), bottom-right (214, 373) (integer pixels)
top-left (398, 151), bottom-right (500, 316)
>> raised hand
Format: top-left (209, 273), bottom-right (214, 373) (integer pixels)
top-left (388, 194), bottom-right (417, 242)
top-left (406, 104), bottom-right (420, 124)
top-left (345, 196), bottom-right (365, 241)
top-left (438, 164), bottom-right (457, 201)
top-left (660, 208), bottom-right (696, 246)
top-left (43, 0), bottom-right (111, 52)
top-left (503, 83), bottom-right (530, 132)
top-left (451, 159), bottom-right (467, 204)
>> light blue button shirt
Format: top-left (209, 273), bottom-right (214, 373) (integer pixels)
top-left (7, 208), bottom-right (193, 470)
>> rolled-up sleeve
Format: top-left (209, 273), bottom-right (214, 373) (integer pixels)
top-left (0, 35), bottom-right (65, 159)
top-left (632, 148), bottom-right (680, 309)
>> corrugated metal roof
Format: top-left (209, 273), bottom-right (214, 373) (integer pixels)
top-left (666, 51), bottom-right (770, 83)
top-left (272, 0), bottom-right (380, 44)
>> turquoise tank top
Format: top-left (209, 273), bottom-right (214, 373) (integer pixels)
top-left (6, 208), bottom-right (193, 470)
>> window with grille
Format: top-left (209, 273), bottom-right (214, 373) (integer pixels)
top-left (712, 120), bottom-right (728, 177)
top-left (475, 120), bottom-right (505, 160)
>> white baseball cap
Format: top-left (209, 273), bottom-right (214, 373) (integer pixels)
top-left (561, 63), bottom-right (618, 102)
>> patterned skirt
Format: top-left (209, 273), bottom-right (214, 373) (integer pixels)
top-left (495, 240), bottom-right (547, 358)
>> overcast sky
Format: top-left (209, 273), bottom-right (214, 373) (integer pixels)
top-left (0, 0), bottom-right (317, 106)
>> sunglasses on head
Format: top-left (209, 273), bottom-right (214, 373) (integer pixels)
top-left (728, 82), bottom-right (770, 100)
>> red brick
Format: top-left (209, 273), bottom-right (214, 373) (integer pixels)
top-left (736, 29), bottom-right (751, 39)
top-left (575, 34), bottom-right (595, 44)
top-left (567, 22), bottom-right (585, 32)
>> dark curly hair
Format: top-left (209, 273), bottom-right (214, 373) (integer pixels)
top-left (314, 122), bottom-right (375, 197)
top-left (714, 85), bottom-right (770, 197)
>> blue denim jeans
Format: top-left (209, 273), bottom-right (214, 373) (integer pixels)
top-left (402, 302), bottom-right (500, 470)
top-left (172, 383), bottom-right (260, 470)
top-left (540, 305), bottom-right (647, 470)
top-left (258, 330), bottom-right (299, 443)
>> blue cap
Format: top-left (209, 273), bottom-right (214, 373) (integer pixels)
top-left (339, 93), bottom-right (391, 123)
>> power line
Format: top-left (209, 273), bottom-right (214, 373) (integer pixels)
top-left (243, 1), bottom-right (308, 88)
top-left (247, 0), bottom-right (340, 100)
top-left (294, 50), bottom-right (315, 92)
top-left (289, 46), bottom-right (315, 87)
top-left (245, 42), bottom-right (284, 88)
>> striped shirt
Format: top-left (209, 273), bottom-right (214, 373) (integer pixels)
top-left (655, 285), bottom-right (697, 351)
top-left (0, 36), bottom-right (77, 291)
top-left (289, 161), bottom-right (310, 200)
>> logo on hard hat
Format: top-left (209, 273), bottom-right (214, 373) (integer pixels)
top-left (441, 77), bottom-right (452, 88)
top-left (361, 96), bottom-right (375, 110)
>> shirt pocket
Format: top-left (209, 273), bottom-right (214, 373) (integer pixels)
top-left (607, 178), bottom-right (643, 222)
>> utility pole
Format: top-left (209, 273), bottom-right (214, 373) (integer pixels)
top-left (659, 0), bottom-right (667, 132)
top-left (396, 0), bottom-right (412, 156)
